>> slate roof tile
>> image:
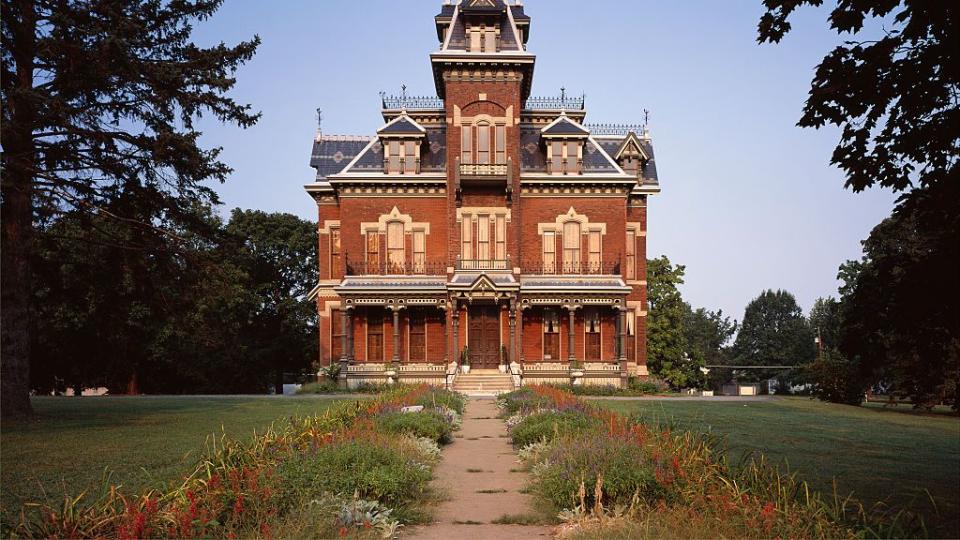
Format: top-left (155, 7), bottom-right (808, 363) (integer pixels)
top-left (310, 137), bottom-right (372, 179)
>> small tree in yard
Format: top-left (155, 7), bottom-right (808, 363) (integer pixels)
top-left (1, 0), bottom-right (259, 416)
top-left (647, 257), bottom-right (694, 388)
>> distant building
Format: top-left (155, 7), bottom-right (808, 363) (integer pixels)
top-left (305, 0), bottom-right (660, 388)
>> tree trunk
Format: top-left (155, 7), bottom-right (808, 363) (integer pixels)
top-left (1, 0), bottom-right (37, 418)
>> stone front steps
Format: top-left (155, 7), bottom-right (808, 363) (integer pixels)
top-left (452, 371), bottom-right (515, 395)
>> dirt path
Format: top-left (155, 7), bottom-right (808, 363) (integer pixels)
top-left (407, 397), bottom-right (552, 539)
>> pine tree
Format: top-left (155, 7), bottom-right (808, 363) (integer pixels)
top-left (1, 0), bottom-right (260, 416)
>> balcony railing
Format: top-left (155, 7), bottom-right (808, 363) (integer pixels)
top-left (381, 94), bottom-right (444, 110)
top-left (345, 259), bottom-right (446, 276)
top-left (459, 163), bottom-right (508, 177)
top-left (521, 260), bottom-right (622, 275)
top-left (456, 258), bottom-right (511, 271)
top-left (524, 95), bottom-right (586, 110)
top-left (584, 123), bottom-right (645, 136)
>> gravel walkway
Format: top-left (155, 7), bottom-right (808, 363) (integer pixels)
top-left (407, 398), bottom-right (551, 539)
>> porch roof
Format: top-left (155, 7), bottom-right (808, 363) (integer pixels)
top-left (334, 276), bottom-right (447, 295)
top-left (519, 276), bottom-right (631, 294)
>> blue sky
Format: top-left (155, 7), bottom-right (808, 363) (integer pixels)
top-left (192, 0), bottom-right (897, 324)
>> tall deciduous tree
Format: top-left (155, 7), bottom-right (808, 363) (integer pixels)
top-left (758, 1), bottom-right (959, 407)
top-left (838, 212), bottom-right (959, 409)
top-left (224, 209), bottom-right (318, 394)
top-left (1, 0), bottom-right (260, 416)
top-left (732, 289), bottom-right (815, 382)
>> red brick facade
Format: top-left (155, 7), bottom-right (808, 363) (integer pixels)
top-left (305, 1), bottom-right (660, 385)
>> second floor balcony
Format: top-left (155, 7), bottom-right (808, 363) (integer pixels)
top-left (459, 162), bottom-right (508, 178)
top-left (521, 259), bottom-right (622, 276)
top-left (344, 258), bottom-right (446, 277)
top-left (338, 256), bottom-right (631, 278)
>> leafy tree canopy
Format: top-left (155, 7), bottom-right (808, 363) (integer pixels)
top-left (838, 210), bottom-right (959, 409)
top-left (758, 0), bottom-right (958, 193)
top-left (732, 289), bottom-right (815, 381)
top-left (31, 204), bottom-right (318, 395)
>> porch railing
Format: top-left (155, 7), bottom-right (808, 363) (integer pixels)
top-left (521, 259), bottom-right (621, 275)
top-left (345, 259), bottom-right (447, 276)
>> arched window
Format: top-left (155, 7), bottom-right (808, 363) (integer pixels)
top-left (387, 221), bottom-right (404, 271)
top-left (562, 221), bottom-right (581, 271)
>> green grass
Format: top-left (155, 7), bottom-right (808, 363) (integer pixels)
top-left (596, 396), bottom-right (960, 537)
top-left (0, 396), bottom-right (347, 519)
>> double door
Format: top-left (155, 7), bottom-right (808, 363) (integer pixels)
top-left (467, 306), bottom-right (500, 369)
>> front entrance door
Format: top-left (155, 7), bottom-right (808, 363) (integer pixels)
top-left (468, 306), bottom-right (500, 369)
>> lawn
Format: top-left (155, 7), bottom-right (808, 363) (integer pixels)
top-left (596, 396), bottom-right (960, 537)
top-left (0, 396), bottom-right (349, 521)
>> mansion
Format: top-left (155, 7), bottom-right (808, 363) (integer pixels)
top-left (306, 0), bottom-right (660, 389)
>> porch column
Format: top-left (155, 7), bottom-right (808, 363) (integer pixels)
top-left (617, 307), bottom-right (627, 363)
top-left (346, 306), bottom-right (355, 362)
top-left (390, 305), bottom-right (403, 364)
top-left (451, 298), bottom-right (460, 364)
top-left (508, 297), bottom-right (517, 364)
top-left (339, 307), bottom-right (350, 364)
top-left (516, 306), bottom-right (525, 362)
top-left (439, 303), bottom-right (449, 363)
top-left (567, 306), bottom-right (577, 363)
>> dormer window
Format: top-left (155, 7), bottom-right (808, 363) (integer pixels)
top-left (548, 141), bottom-right (582, 175)
top-left (541, 115), bottom-right (590, 175)
top-left (376, 113), bottom-right (426, 175)
top-left (386, 140), bottom-right (418, 174)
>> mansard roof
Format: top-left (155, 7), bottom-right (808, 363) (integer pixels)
top-left (460, 0), bottom-right (507, 13)
top-left (333, 126), bottom-right (448, 176)
top-left (518, 126), bottom-right (627, 176)
top-left (309, 135), bottom-right (373, 179)
top-left (540, 114), bottom-right (591, 137)
top-left (376, 113), bottom-right (427, 136)
top-left (440, 2), bottom-right (524, 53)
top-left (510, 4), bottom-right (530, 21)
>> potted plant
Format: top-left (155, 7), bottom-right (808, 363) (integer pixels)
top-left (499, 345), bottom-right (509, 373)
top-left (570, 360), bottom-right (584, 384)
top-left (460, 347), bottom-right (471, 374)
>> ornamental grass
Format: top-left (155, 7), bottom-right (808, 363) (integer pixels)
top-left (8, 385), bottom-right (460, 539)
top-left (501, 385), bottom-right (925, 539)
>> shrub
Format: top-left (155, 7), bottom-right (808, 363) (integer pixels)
top-left (296, 381), bottom-right (341, 394)
top-left (276, 438), bottom-right (432, 512)
top-left (375, 411), bottom-right (454, 444)
top-left (803, 349), bottom-right (867, 405)
top-left (296, 381), bottom-right (392, 394)
top-left (415, 387), bottom-right (467, 414)
top-left (497, 387), bottom-right (553, 415)
top-left (628, 376), bottom-right (670, 394)
top-left (531, 435), bottom-right (661, 510)
top-left (510, 411), bottom-right (602, 448)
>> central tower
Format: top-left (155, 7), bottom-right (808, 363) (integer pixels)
top-left (431, 0), bottom-right (535, 266)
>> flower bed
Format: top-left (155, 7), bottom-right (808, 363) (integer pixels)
top-left (499, 386), bottom-right (917, 539)
top-left (10, 385), bottom-right (463, 539)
